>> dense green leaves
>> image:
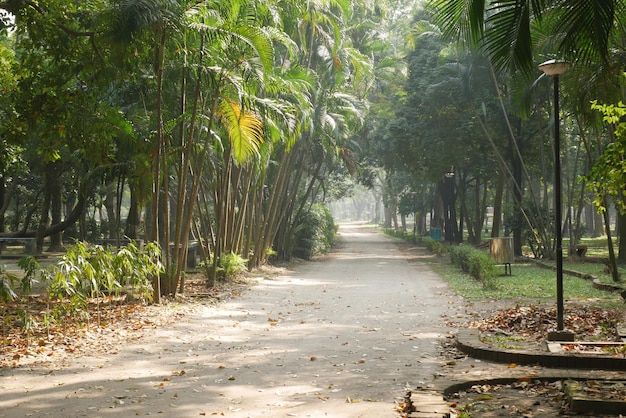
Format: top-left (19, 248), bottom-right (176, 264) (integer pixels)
top-left (587, 101), bottom-right (626, 214)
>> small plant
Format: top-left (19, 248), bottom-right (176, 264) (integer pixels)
top-left (456, 404), bottom-right (474, 418)
top-left (201, 252), bottom-right (248, 281)
top-left (0, 265), bottom-right (18, 302)
top-left (41, 241), bottom-right (159, 322)
top-left (217, 252), bottom-right (248, 279)
top-left (112, 241), bottom-right (160, 302)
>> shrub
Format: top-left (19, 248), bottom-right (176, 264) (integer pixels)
top-left (467, 251), bottom-right (497, 286)
top-left (43, 241), bottom-right (159, 303)
top-left (422, 236), bottom-right (448, 255)
top-left (292, 204), bottom-right (336, 259)
top-left (218, 252), bottom-right (248, 279)
top-left (200, 252), bottom-right (249, 282)
top-left (0, 256), bottom-right (40, 303)
top-left (0, 265), bottom-right (18, 303)
top-left (449, 244), bottom-right (474, 272)
top-left (448, 244), bottom-right (497, 289)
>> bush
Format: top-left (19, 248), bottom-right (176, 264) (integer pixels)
top-left (43, 241), bottom-right (160, 303)
top-left (422, 236), bottom-right (448, 255)
top-left (218, 252), bottom-right (248, 279)
top-left (448, 244), bottom-right (497, 289)
top-left (449, 244), bottom-right (474, 272)
top-left (292, 204), bottom-right (336, 259)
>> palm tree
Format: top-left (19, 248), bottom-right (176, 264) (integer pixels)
top-left (428, 0), bottom-right (626, 75)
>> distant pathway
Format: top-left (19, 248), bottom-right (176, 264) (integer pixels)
top-left (0, 223), bottom-right (459, 417)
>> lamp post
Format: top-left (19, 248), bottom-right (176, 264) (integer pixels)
top-left (538, 59), bottom-right (574, 341)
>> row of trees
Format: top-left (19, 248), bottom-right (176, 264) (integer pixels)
top-left (0, 0), bottom-right (400, 297)
top-left (365, 0), bottom-right (626, 278)
top-left (4, 0), bottom-right (626, 297)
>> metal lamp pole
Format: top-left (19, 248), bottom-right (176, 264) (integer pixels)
top-left (538, 59), bottom-right (569, 333)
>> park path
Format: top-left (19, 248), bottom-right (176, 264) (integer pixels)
top-left (0, 223), bottom-right (459, 417)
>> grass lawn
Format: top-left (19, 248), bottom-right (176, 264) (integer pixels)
top-left (427, 255), bottom-right (623, 307)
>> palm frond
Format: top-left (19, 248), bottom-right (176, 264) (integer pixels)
top-left (428, 0), bottom-right (487, 45)
top-left (553, 0), bottom-right (616, 65)
top-left (218, 99), bottom-right (264, 164)
top-left (483, 0), bottom-right (534, 75)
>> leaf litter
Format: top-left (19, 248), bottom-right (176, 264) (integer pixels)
top-left (437, 302), bottom-right (626, 417)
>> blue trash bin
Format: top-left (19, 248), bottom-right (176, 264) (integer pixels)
top-left (429, 228), bottom-right (442, 240)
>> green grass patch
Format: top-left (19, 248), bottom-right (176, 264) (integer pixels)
top-left (481, 335), bottom-right (526, 350)
top-left (427, 257), bottom-right (621, 302)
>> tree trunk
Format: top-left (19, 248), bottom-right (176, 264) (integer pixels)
top-left (491, 170), bottom-right (506, 238)
top-left (594, 210), bottom-right (604, 237)
top-left (35, 163), bottom-right (58, 253)
top-left (491, 170), bottom-right (505, 237)
top-left (48, 176), bottom-right (64, 251)
top-left (383, 204), bottom-right (393, 228)
top-left (431, 187), bottom-right (444, 230)
top-left (0, 176), bottom-right (4, 236)
top-left (441, 174), bottom-right (459, 243)
top-left (584, 203), bottom-right (594, 237)
top-left (125, 186), bottom-right (141, 240)
top-left (511, 150), bottom-right (524, 256)
top-left (105, 182), bottom-right (118, 240)
top-left (602, 197), bottom-right (620, 282)
top-left (617, 211), bottom-right (626, 265)
top-left (0, 176), bottom-right (4, 252)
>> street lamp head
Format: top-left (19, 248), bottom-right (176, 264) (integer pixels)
top-left (538, 59), bottom-right (569, 76)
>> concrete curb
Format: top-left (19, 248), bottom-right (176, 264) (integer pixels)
top-left (457, 328), bottom-right (626, 370)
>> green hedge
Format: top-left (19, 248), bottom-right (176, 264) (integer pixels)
top-left (422, 236), bottom-right (447, 255)
top-left (448, 244), bottom-right (497, 289)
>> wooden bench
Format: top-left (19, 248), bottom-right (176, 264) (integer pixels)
top-left (0, 237), bottom-right (36, 254)
top-left (170, 240), bottom-right (199, 269)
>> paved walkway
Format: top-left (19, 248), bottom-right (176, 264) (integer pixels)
top-left (0, 224), bottom-right (458, 417)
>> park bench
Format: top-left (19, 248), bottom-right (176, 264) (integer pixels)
top-left (0, 237), bottom-right (36, 254)
top-left (97, 238), bottom-right (144, 249)
top-left (170, 240), bottom-right (199, 269)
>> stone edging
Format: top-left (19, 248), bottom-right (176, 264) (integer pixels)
top-left (457, 328), bottom-right (626, 371)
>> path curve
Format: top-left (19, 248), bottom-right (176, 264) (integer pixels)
top-left (1, 223), bottom-right (458, 417)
